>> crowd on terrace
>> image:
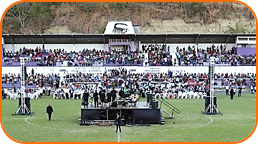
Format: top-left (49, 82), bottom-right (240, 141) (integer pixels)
top-left (3, 47), bottom-right (145, 66)
top-left (2, 44), bottom-right (256, 67)
top-left (2, 66), bottom-right (256, 97)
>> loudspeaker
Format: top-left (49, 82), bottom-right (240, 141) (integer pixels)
top-left (111, 101), bottom-right (117, 107)
top-left (82, 101), bottom-right (88, 106)
top-left (204, 96), bottom-right (217, 109)
top-left (151, 101), bottom-right (158, 109)
top-left (147, 93), bottom-right (152, 104)
top-left (19, 97), bottom-right (31, 110)
top-left (25, 98), bottom-right (30, 110)
top-left (18, 97), bottom-right (31, 113)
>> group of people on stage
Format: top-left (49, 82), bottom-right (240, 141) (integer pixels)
top-left (91, 87), bottom-right (118, 108)
top-left (82, 86), bottom-right (140, 108)
top-left (53, 81), bottom-right (142, 108)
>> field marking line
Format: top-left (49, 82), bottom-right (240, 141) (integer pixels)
top-left (117, 131), bottom-right (120, 142)
top-left (25, 116), bottom-right (52, 129)
top-left (201, 115), bottom-right (213, 127)
top-left (26, 115), bottom-right (122, 142)
top-left (25, 116), bottom-right (75, 131)
top-left (166, 114), bottom-right (214, 131)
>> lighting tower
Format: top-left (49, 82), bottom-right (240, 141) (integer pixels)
top-left (14, 58), bottom-right (32, 115)
top-left (204, 57), bottom-right (220, 114)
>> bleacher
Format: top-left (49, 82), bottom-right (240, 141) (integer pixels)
top-left (2, 83), bottom-right (37, 89)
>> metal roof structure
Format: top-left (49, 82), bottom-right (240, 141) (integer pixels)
top-left (2, 33), bottom-right (256, 44)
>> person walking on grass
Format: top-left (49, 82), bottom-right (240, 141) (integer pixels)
top-left (46, 104), bottom-right (54, 121)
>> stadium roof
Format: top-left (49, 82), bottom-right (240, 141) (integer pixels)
top-left (2, 33), bottom-right (256, 44)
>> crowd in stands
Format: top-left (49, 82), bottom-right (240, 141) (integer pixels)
top-left (3, 44), bottom-right (256, 67)
top-left (2, 72), bottom-right (60, 89)
top-left (141, 44), bottom-right (256, 66)
top-left (2, 66), bottom-right (256, 100)
top-left (174, 44), bottom-right (256, 66)
top-left (3, 48), bottom-right (145, 67)
top-left (3, 47), bottom-right (43, 65)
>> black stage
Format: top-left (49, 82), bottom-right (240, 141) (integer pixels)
top-left (80, 101), bottom-right (162, 125)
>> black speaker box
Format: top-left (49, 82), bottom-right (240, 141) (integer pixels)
top-left (19, 97), bottom-right (31, 110)
top-left (204, 96), bottom-right (217, 109)
top-left (111, 101), bottom-right (117, 107)
top-left (147, 93), bottom-right (153, 104)
top-left (151, 101), bottom-right (158, 109)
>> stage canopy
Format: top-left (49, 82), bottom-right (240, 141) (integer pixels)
top-left (104, 21), bottom-right (135, 35)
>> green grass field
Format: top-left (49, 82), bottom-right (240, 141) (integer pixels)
top-left (1, 92), bottom-right (256, 142)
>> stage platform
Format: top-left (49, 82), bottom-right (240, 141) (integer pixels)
top-left (80, 102), bottom-right (163, 125)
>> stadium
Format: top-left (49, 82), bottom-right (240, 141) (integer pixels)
top-left (1, 2), bottom-right (257, 143)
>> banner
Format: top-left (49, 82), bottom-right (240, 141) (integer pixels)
top-left (2, 66), bottom-right (256, 75)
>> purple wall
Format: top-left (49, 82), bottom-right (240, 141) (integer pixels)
top-left (237, 47), bottom-right (256, 56)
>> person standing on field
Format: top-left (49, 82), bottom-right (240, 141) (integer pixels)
top-left (230, 88), bottom-right (234, 100)
top-left (238, 85), bottom-right (242, 97)
top-left (115, 113), bottom-right (121, 133)
top-left (46, 104), bottom-right (54, 121)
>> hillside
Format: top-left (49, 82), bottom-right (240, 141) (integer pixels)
top-left (2, 2), bottom-right (256, 34)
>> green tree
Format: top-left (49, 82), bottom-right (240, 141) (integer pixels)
top-left (5, 2), bottom-right (34, 29)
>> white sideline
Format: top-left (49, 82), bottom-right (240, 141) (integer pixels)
top-left (117, 131), bottom-right (120, 142)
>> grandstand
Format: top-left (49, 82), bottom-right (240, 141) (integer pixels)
top-left (1, 21), bottom-right (256, 142)
top-left (2, 33), bottom-right (256, 67)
